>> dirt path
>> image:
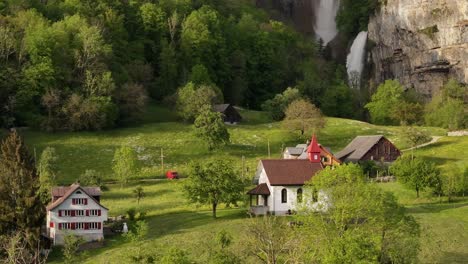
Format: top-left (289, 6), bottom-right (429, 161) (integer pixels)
top-left (402, 136), bottom-right (443, 152)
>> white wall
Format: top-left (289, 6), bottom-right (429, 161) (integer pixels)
top-left (47, 189), bottom-right (108, 245)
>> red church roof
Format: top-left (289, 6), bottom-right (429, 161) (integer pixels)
top-left (307, 134), bottom-right (321, 153)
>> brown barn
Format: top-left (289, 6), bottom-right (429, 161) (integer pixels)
top-left (213, 104), bottom-right (242, 124)
top-left (335, 135), bottom-right (401, 163)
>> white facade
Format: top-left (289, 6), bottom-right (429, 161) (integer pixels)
top-left (47, 188), bottom-right (108, 245)
top-left (253, 164), bottom-right (329, 215)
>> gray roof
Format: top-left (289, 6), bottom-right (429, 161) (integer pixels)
top-left (295, 144), bottom-right (308, 149)
top-left (213, 104), bottom-right (230, 113)
top-left (335, 135), bottom-right (384, 162)
top-left (285, 147), bottom-right (304, 156)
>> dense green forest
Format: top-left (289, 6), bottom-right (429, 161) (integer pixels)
top-left (0, 0), bottom-right (360, 131)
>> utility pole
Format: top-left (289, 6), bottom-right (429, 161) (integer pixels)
top-left (160, 148), bottom-right (165, 175)
top-left (267, 139), bottom-right (271, 158)
top-left (242, 155), bottom-right (245, 178)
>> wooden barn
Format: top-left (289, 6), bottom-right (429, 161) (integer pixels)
top-left (335, 135), bottom-right (401, 163)
top-left (213, 104), bottom-right (242, 124)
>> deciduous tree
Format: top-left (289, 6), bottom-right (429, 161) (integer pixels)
top-left (194, 106), bottom-right (230, 150)
top-left (112, 146), bottom-right (137, 187)
top-left (183, 158), bottom-right (245, 218)
top-left (390, 155), bottom-right (441, 198)
top-left (283, 99), bottom-right (325, 136)
top-left (298, 164), bottom-right (420, 263)
top-left (38, 146), bottom-right (58, 204)
top-left (133, 186), bottom-right (145, 205)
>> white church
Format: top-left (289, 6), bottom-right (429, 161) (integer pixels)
top-left (247, 135), bottom-right (331, 215)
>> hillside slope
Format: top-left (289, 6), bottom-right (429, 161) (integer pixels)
top-left (13, 110), bottom-right (446, 183)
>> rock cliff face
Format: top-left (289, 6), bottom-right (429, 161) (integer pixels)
top-left (368, 0), bottom-right (467, 99)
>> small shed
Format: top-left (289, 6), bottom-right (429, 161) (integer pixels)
top-left (213, 104), bottom-right (242, 124)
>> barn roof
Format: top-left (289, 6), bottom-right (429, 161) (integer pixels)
top-left (335, 135), bottom-right (384, 162)
top-left (213, 104), bottom-right (231, 113)
top-left (47, 183), bottom-right (107, 211)
top-left (261, 160), bottom-right (323, 186)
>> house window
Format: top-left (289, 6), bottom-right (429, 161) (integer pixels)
top-left (90, 209), bottom-right (101, 216)
top-left (63, 210), bottom-right (72, 217)
top-left (281, 189), bottom-right (287, 203)
top-left (60, 223), bottom-right (72, 230)
top-left (297, 188), bottom-right (303, 203)
top-left (75, 222), bottom-right (84, 230)
top-left (72, 198), bottom-right (88, 205)
top-left (76, 210), bottom-right (84, 216)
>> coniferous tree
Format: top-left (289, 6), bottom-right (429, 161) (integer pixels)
top-left (0, 131), bottom-right (44, 245)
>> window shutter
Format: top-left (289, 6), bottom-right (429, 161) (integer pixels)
top-left (50, 222), bottom-right (54, 228)
top-left (84, 198), bottom-right (88, 205)
top-left (86, 210), bottom-right (89, 216)
top-left (98, 222), bottom-right (101, 229)
top-left (71, 210), bottom-right (75, 217)
top-left (58, 223), bottom-right (62, 230)
top-left (85, 223), bottom-right (89, 230)
top-left (98, 209), bottom-right (101, 216)
top-left (72, 199), bottom-right (75, 205)
top-left (58, 210), bottom-right (62, 217)
top-left (71, 223), bottom-right (75, 230)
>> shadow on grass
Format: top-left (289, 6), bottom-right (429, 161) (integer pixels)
top-left (145, 208), bottom-right (248, 239)
top-left (406, 201), bottom-right (468, 214)
top-left (439, 251), bottom-right (468, 264)
top-left (103, 188), bottom-right (173, 200)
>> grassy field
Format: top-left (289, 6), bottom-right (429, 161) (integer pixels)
top-left (7, 105), bottom-right (464, 263)
top-left (48, 180), bottom-right (253, 263)
top-left (16, 106), bottom-right (446, 184)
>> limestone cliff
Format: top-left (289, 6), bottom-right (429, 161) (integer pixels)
top-left (368, 0), bottom-right (467, 99)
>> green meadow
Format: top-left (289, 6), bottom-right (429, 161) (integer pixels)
top-left (12, 106), bottom-right (466, 263)
top-left (19, 107), bottom-right (445, 184)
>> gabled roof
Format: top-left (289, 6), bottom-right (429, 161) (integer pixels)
top-left (46, 183), bottom-right (108, 211)
top-left (335, 135), bottom-right (384, 162)
top-left (52, 186), bottom-right (101, 197)
top-left (261, 159), bottom-right (323, 186)
top-left (213, 104), bottom-right (231, 113)
top-left (285, 147), bottom-right (304, 156)
top-left (247, 183), bottom-right (270, 195)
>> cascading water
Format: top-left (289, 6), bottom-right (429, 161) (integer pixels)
top-left (313, 0), bottom-right (340, 45)
top-left (346, 31), bottom-right (368, 88)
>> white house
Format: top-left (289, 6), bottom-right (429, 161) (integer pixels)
top-left (248, 135), bottom-right (329, 215)
top-left (46, 183), bottom-right (108, 245)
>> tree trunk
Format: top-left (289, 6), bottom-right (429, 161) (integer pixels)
top-left (416, 188), bottom-right (419, 198)
top-left (212, 202), bottom-right (217, 218)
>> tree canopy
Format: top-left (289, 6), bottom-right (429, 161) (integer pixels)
top-left (283, 99), bottom-right (325, 136)
top-left (194, 105), bottom-right (230, 150)
top-left (0, 131), bottom-right (44, 247)
top-left (390, 155), bottom-right (441, 198)
top-left (297, 163), bottom-right (420, 263)
top-left (183, 158), bottom-right (246, 218)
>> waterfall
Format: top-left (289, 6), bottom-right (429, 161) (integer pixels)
top-left (313, 0), bottom-right (340, 45)
top-left (346, 31), bottom-right (368, 88)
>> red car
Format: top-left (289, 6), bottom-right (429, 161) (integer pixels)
top-left (166, 171), bottom-right (179, 180)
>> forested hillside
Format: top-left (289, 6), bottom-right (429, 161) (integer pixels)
top-left (0, 0), bottom-right (360, 131)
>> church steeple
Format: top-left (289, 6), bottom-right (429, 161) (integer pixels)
top-left (307, 134), bottom-right (321, 163)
